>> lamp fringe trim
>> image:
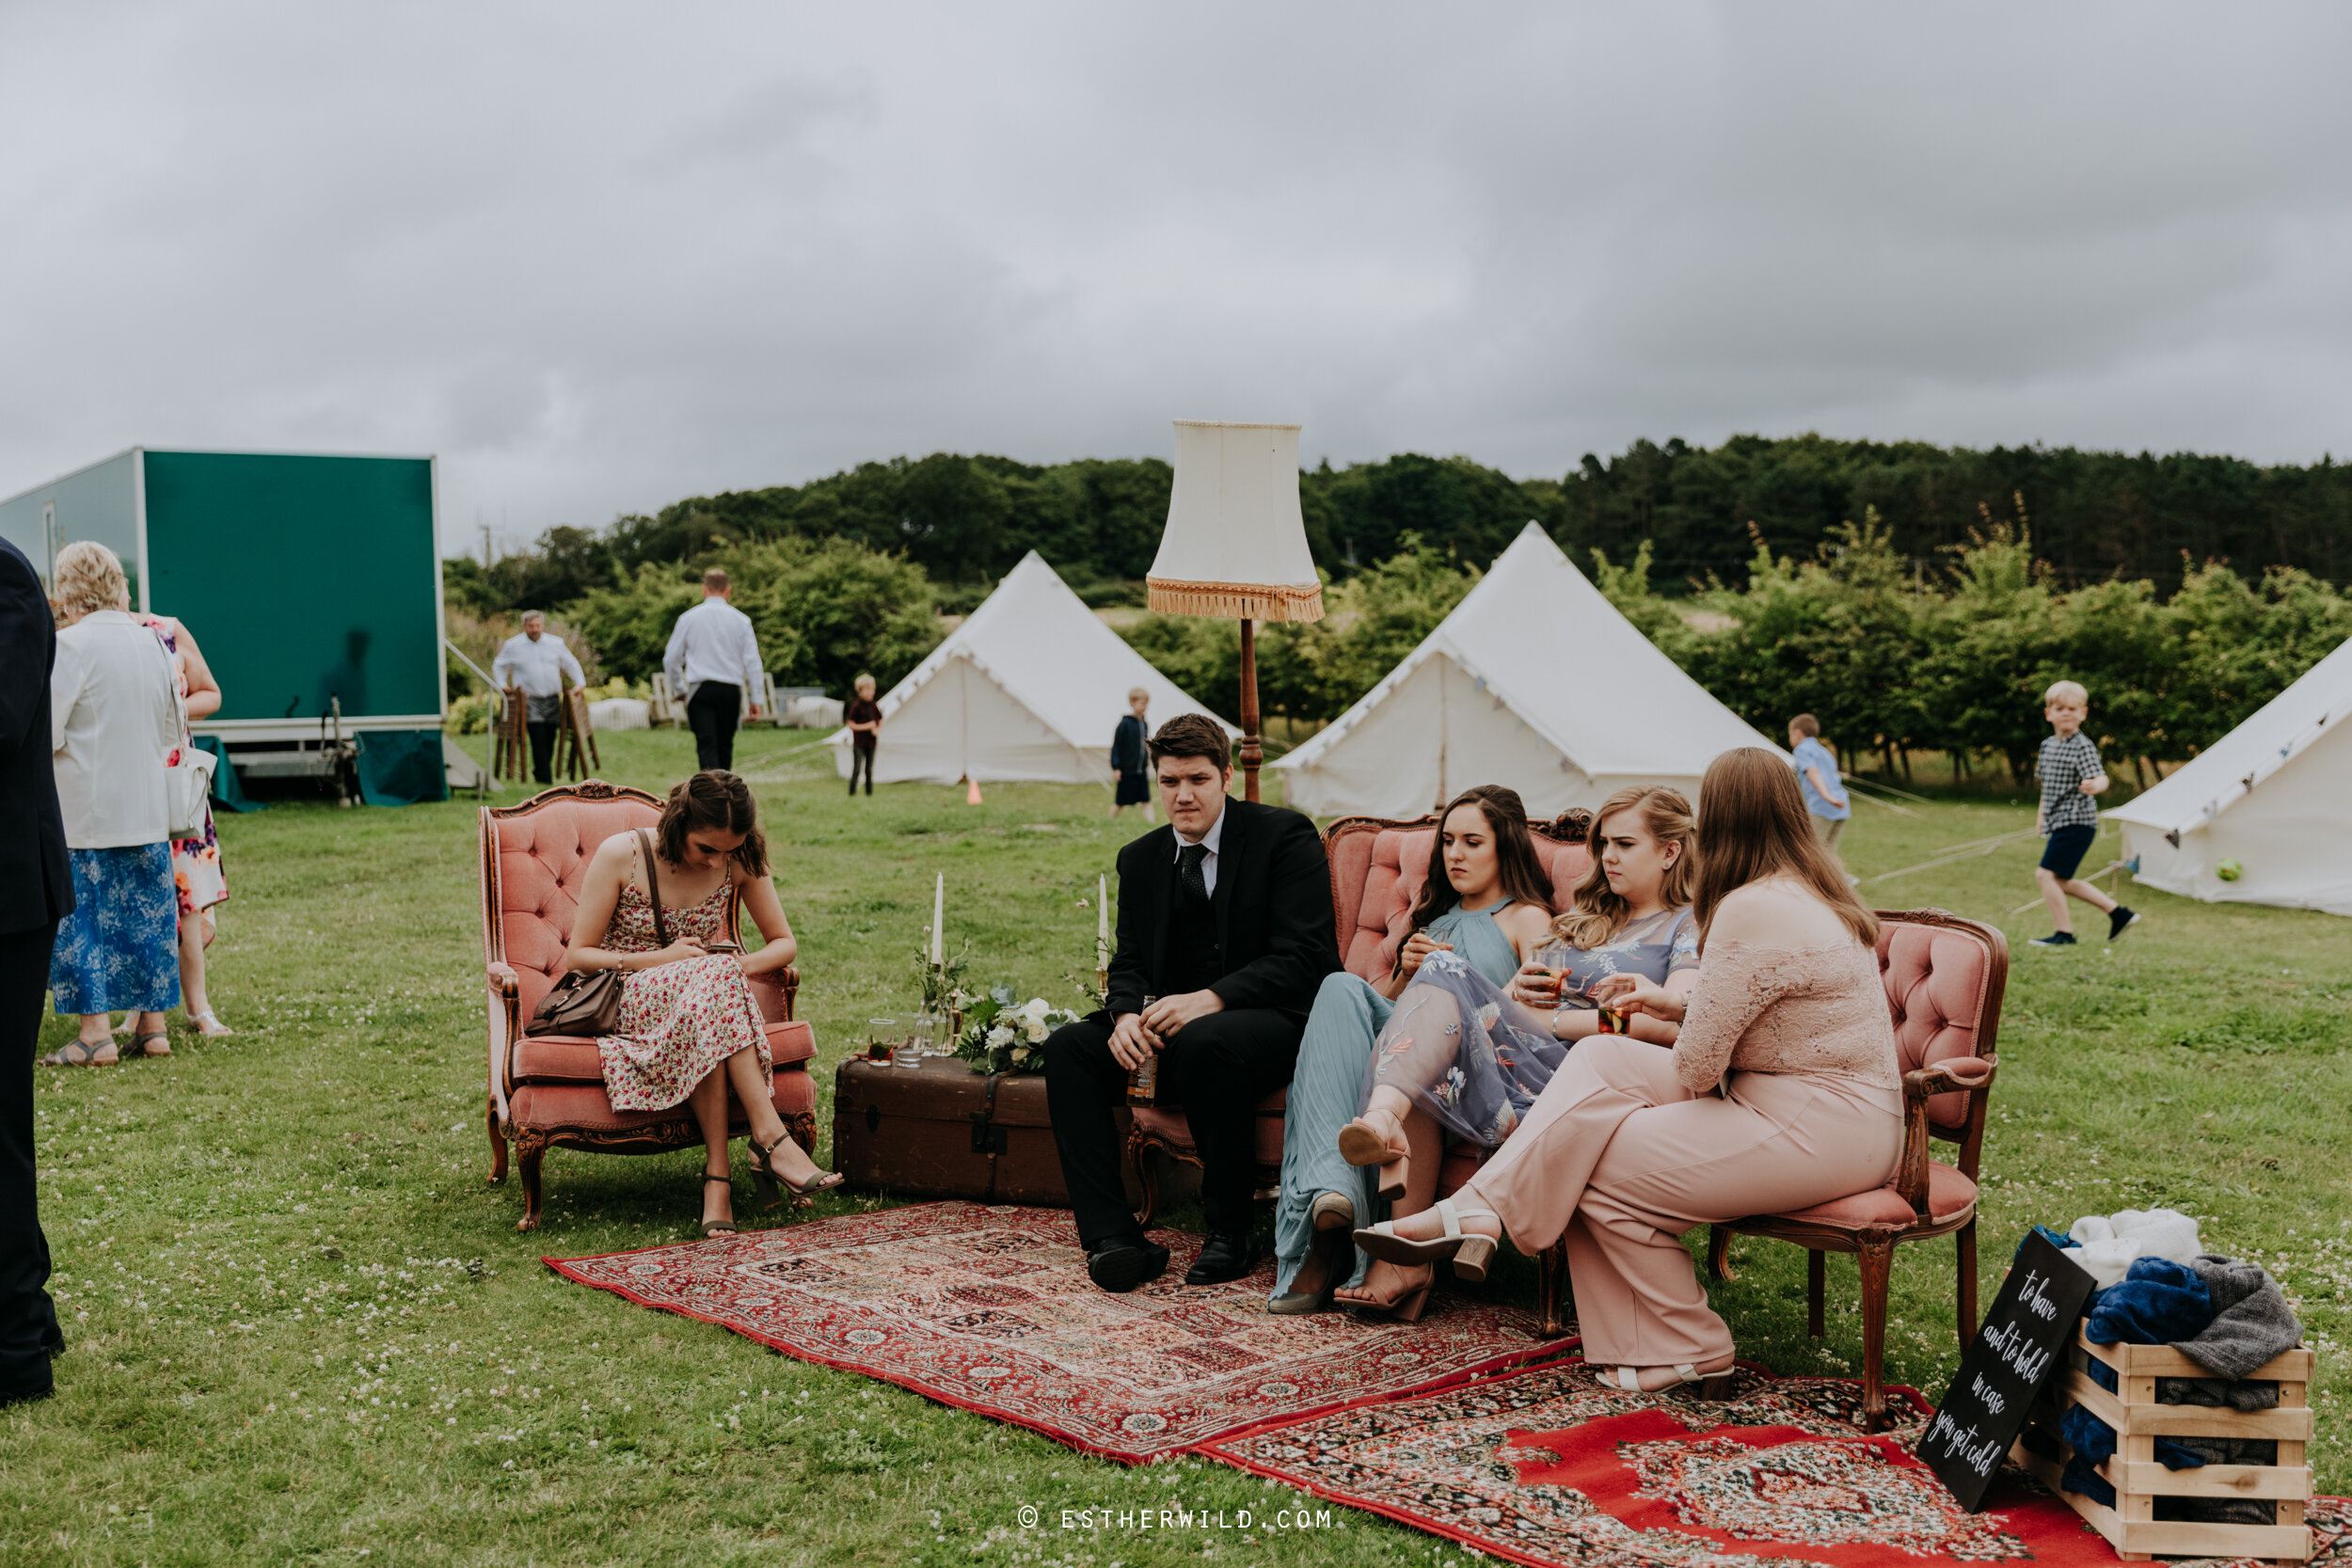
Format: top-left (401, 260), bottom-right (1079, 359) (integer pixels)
top-left (1146, 577), bottom-right (1326, 623)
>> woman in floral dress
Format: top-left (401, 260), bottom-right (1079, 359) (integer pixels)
top-left (137, 612), bottom-right (233, 1048)
top-left (564, 770), bottom-right (841, 1233)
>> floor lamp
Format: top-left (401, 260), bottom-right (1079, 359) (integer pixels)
top-left (1144, 420), bottom-right (1326, 800)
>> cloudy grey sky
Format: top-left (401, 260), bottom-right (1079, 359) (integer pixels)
top-left (5, 3), bottom-right (2348, 552)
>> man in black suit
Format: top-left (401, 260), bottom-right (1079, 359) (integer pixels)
top-left (1044, 713), bottom-right (1338, 1291)
top-left (0, 536), bottom-right (71, 1405)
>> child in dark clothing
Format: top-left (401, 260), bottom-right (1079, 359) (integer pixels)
top-left (2030, 679), bottom-right (2140, 946)
top-left (844, 673), bottom-right (882, 796)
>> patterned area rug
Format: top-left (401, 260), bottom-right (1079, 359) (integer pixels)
top-left (1204, 1358), bottom-right (2351, 1567)
top-left (546, 1199), bottom-right (1574, 1463)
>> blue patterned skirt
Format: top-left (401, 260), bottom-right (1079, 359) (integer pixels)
top-left (50, 844), bottom-right (181, 1014)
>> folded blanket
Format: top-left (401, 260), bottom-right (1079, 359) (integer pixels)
top-left (2086, 1257), bottom-right (2213, 1347)
top-left (2170, 1254), bottom-right (2300, 1380)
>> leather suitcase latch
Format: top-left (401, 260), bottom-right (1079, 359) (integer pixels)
top-left (865, 1103), bottom-right (882, 1134)
top-left (969, 1114), bottom-right (1009, 1156)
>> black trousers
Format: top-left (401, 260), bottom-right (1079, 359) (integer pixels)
top-left (526, 721), bottom-right (558, 784)
top-left (849, 737), bottom-right (875, 795)
top-left (0, 923), bottom-right (59, 1397)
top-left (686, 681), bottom-right (740, 772)
top-left (1043, 1007), bottom-right (1301, 1249)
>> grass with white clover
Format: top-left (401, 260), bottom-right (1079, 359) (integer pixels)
top-left (6, 725), bottom-right (2347, 1564)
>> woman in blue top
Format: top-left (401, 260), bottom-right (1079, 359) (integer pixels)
top-left (1108, 688), bottom-right (1152, 818)
top-left (1271, 786), bottom-right (1554, 1315)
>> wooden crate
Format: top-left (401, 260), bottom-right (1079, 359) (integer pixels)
top-left (2010, 1324), bottom-right (2313, 1564)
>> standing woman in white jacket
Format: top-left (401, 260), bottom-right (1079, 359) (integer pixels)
top-left (40, 542), bottom-right (183, 1067)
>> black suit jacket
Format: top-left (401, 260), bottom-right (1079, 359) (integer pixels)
top-left (0, 538), bottom-right (72, 934)
top-left (1105, 797), bottom-right (1338, 1022)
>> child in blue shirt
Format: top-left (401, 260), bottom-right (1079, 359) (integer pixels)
top-left (2029, 680), bottom-right (2140, 946)
top-left (1787, 714), bottom-right (1851, 862)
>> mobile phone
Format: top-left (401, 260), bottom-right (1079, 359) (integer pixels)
top-left (703, 941), bottom-right (743, 954)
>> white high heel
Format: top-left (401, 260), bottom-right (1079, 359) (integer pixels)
top-left (1597, 1363), bottom-right (1734, 1398)
top-left (1353, 1196), bottom-right (1501, 1283)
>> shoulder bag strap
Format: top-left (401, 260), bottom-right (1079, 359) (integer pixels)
top-left (634, 830), bottom-right (671, 947)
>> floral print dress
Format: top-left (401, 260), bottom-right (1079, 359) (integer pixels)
top-left (596, 878), bottom-right (770, 1113)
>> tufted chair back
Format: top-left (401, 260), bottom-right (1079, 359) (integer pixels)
top-left (1874, 911), bottom-right (2007, 1138)
top-left (482, 783), bottom-right (667, 1020)
top-left (1327, 813), bottom-right (1594, 984)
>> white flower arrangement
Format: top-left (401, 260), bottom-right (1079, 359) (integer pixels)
top-left (952, 985), bottom-right (1083, 1075)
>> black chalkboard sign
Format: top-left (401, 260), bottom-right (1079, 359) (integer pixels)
top-left (1915, 1229), bottom-right (2097, 1512)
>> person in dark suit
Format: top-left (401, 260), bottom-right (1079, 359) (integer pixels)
top-left (0, 536), bottom-right (71, 1404)
top-left (1044, 713), bottom-right (1339, 1291)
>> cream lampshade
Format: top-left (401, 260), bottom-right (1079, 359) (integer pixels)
top-left (1146, 421), bottom-right (1325, 624)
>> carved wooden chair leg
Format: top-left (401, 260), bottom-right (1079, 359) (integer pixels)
top-left (1536, 1240), bottom-right (1574, 1338)
top-left (783, 1109), bottom-right (817, 1157)
top-left (485, 1097), bottom-right (508, 1184)
top-left (1707, 1224), bottom-right (1736, 1281)
top-left (515, 1138), bottom-right (547, 1232)
top-left (1807, 1249), bottom-right (1827, 1338)
top-left (1956, 1219), bottom-right (1979, 1347)
top-left (1125, 1130), bottom-right (1159, 1230)
top-left (1855, 1228), bottom-right (1897, 1433)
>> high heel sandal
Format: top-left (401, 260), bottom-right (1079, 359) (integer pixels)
top-left (699, 1174), bottom-right (739, 1238)
top-left (1336, 1108), bottom-right (1410, 1203)
top-left (1339, 1263), bottom-right (1433, 1323)
top-left (188, 1010), bottom-right (235, 1038)
top-left (1596, 1363), bottom-right (1736, 1400)
top-left (748, 1132), bottom-right (844, 1208)
top-left (1268, 1224), bottom-right (1354, 1316)
top-left (1354, 1196), bottom-right (1501, 1283)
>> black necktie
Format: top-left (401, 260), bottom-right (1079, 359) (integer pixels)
top-left (1178, 843), bottom-right (1210, 905)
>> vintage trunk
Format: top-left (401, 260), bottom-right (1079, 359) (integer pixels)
top-left (831, 1054), bottom-right (1144, 1209)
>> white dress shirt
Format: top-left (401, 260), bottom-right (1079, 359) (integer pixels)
top-left (490, 629), bottom-right (585, 700)
top-left (51, 610), bottom-right (183, 849)
top-left (1171, 803), bottom-right (1226, 897)
top-left (662, 596), bottom-right (765, 699)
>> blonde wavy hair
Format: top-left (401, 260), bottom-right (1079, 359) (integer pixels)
top-left (53, 540), bottom-right (131, 615)
top-left (1549, 785), bottom-right (1697, 951)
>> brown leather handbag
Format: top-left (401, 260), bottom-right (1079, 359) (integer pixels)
top-left (526, 831), bottom-right (671, 1037)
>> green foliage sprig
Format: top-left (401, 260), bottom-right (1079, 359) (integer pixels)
top-left (950, 987), bottom-right (1082, 1076)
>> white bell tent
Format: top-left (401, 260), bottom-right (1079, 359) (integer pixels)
top-left (2104, 634), bottom-right (2352, 916)
top-left (826, 551), bottom-right (1236, 785)
top-left (1274, 523), bottom-right (1784, 819)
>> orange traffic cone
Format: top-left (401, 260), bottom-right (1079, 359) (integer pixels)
top-left (965, 776), bottom-right (983, 805)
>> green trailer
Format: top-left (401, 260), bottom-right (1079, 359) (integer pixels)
top-left (0, 448), bottom-right (464, 804)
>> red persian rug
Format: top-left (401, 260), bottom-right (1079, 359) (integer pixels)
top-left (1203, 1358), bottom-right (2352, 1567)
top-left (545, 1199), bottom-right (1573, 1463)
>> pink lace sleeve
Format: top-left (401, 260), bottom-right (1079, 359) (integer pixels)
top-left (1669, 939), bottom-right (1794, 1092)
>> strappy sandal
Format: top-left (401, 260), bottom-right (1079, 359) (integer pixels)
top-left (40, 1037), bottom-right (118, 1068)
top-left (698, 1174), bottom-right (738, 1238)
top-left (187, 1010), bottom-right (235, 1038)
top-left (1355, 1196), bottom-right (1501, 1283)
top-left (1337, 1262), bottom-right (1434, 1323)
top-left (1337, 1106), bottom-right (1410, 1202)
top-left (1596, 1362), bottom-right (1736, 1400)
top-left (123, 1032), bottom-right (172, 1058)
top-left (748, 1132), bottom-right (844, 1208)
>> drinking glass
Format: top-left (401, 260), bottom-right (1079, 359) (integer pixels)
top-left (1528, 942), bottom-right (1575, 1009)
top-left (914, 1010), bottom-right (944, 1056)
top-left (866, 1017), bottom-right (900, 1064)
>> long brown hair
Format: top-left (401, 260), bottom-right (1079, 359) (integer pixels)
top-left (657, 770), bottom-right (769, 878)
top-left (1549, 785), bottom-right (1696, 950)
top-left (1692, 748), bottom-right (1876, 950)
top-left (1407, 785), bottom-right (1555, 936)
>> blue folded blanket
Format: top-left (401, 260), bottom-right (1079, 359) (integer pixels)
top-left (2085, 1257), bottom-right (2212, 1347)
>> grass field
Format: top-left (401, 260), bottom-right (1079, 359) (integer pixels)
top-left (8, 725), bottom-right (2348, 1565)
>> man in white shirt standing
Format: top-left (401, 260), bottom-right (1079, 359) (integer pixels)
top-left (490, 611), bottom-right (585, 785)
top-left (662, 568), bottom-right (764, 772)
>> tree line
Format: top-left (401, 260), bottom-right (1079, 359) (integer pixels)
top-left (442, 435), bottom-right (2352, 618)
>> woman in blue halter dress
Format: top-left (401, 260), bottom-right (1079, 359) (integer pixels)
top-left (1270, 786), bottom-right (1555, 1313)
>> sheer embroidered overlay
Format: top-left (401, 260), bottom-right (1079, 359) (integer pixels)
top-left (1671, 937), bottom-right (1899, 1094)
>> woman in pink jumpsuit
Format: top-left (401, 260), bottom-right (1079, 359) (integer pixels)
top-left (1357, 748), bottom-right (1900, 1392)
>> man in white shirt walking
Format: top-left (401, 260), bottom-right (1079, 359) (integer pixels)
top-left (490, 611), bottom-right (585, 785)
top-left (662, 569), bottom-right (764, 771)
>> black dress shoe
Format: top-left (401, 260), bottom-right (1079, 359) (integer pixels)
top-left (1086, 1239), bottom-right (1170, 1293)
top-left (1184, 1232), bottom-right (1259, 1286)
top-left (0, 1378), bottom-right (54, 1409)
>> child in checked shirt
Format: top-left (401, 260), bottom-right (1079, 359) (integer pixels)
top-left (2029, 680), bottom-right (2141, 946)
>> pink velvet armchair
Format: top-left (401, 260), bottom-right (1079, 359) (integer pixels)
top-left (1124, 810), bottom-right (1593, 1337)
top-left (480, 781), bottom-right (818, 1230)
top-left (1708, 908), bottom-right (2008, 1430)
